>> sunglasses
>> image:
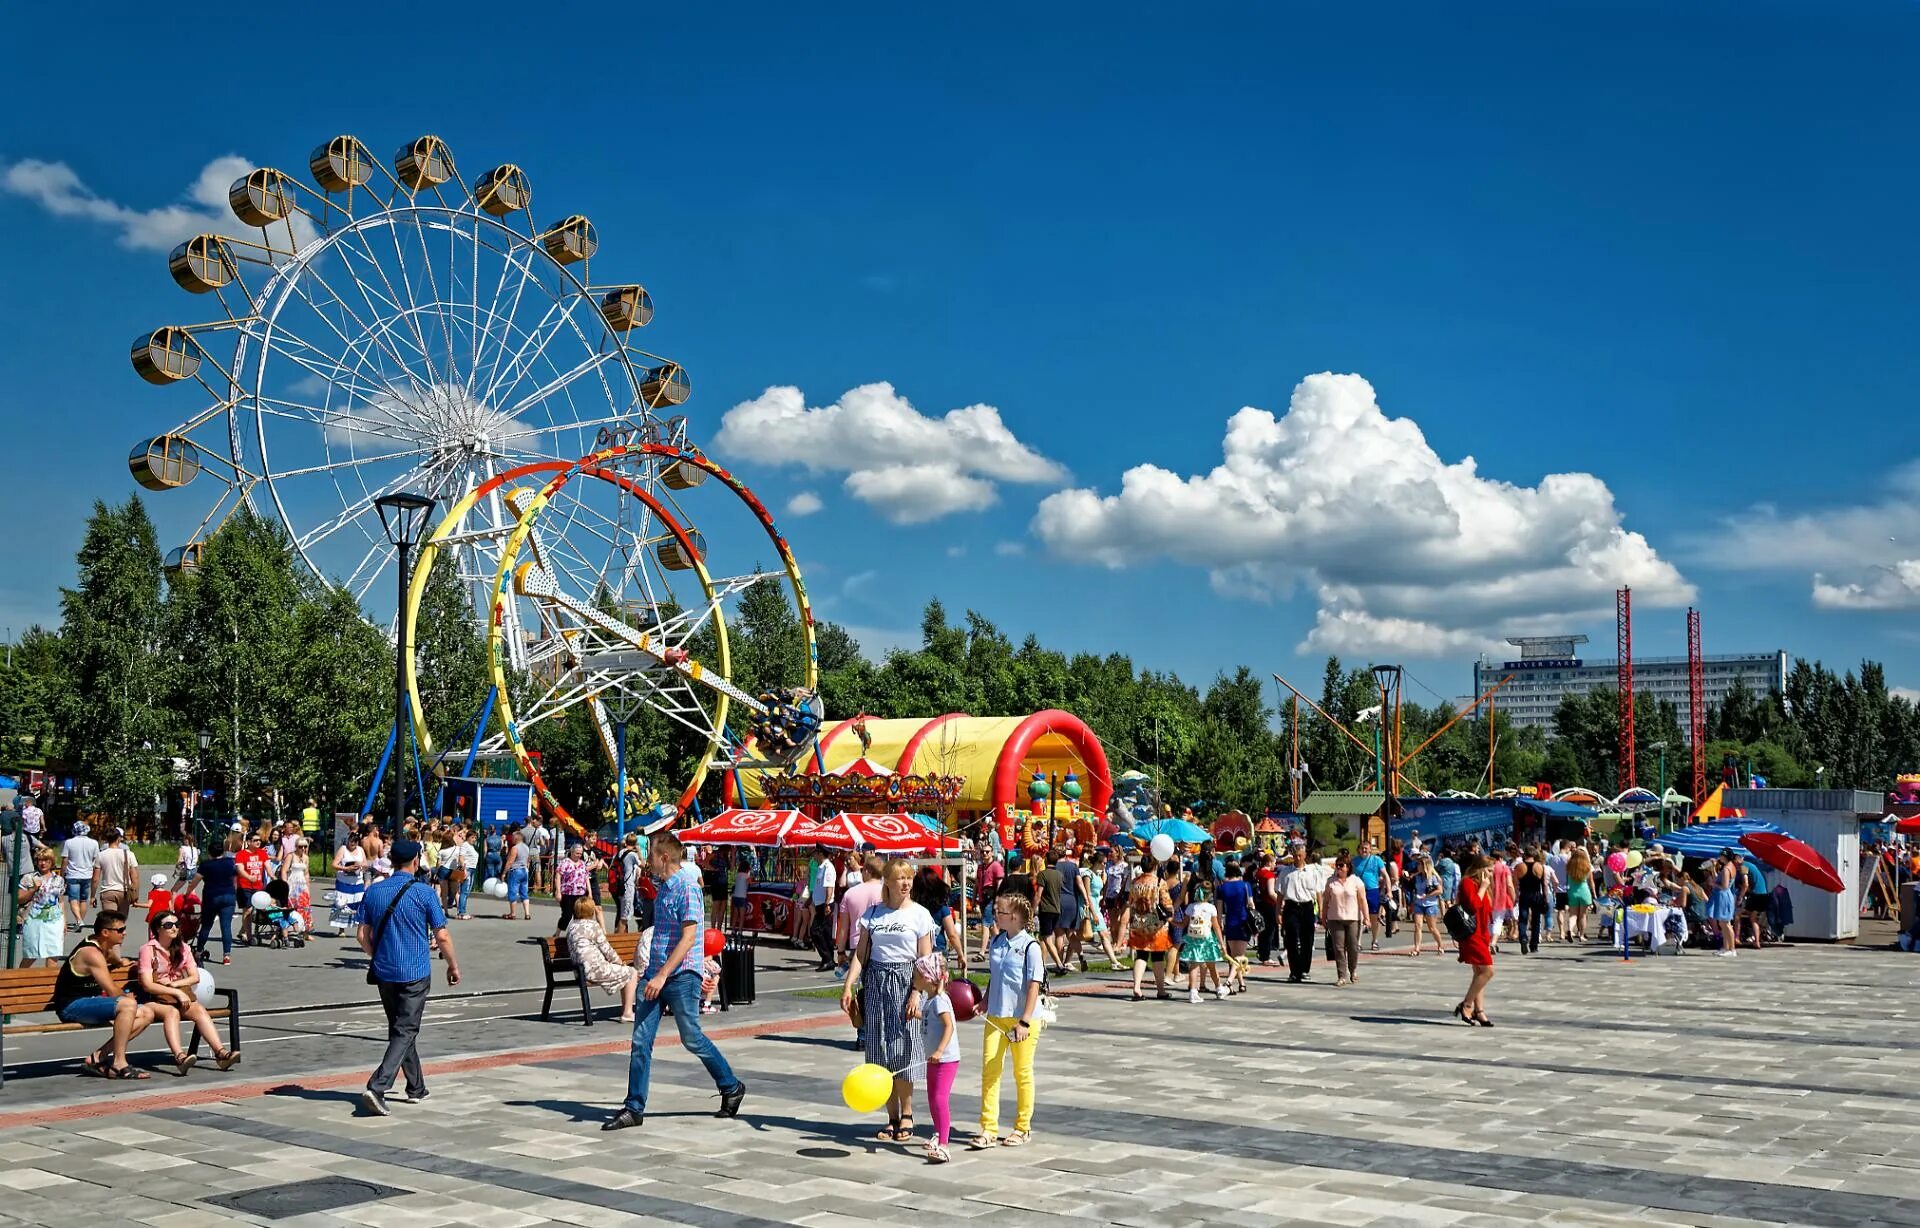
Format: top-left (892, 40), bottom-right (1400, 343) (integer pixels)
top-left (103, 927), bottom-right (127, 935)
top-left (158, 920), bottom-right (180, 929)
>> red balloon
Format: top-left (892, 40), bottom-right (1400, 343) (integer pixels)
top-left (946, 978), bottom-right (980, 1022)
top-left (703, 928), bottom-right (726, 957)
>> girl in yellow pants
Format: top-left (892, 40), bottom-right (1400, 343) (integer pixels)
top-left (972, 892), bottom-right (1046, 1147)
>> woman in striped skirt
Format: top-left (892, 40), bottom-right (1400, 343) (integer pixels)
top-left (841, 858), bottom-right (936, 1142)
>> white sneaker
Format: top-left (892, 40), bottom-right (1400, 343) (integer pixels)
top-left (1188, 989), bottom-right (1201, 1004)
top-left (1718, 949), bottom-right (1737, 958)
top-left (1215, 987), bottom-right (1228, 1001)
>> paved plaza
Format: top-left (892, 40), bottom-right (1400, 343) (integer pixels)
top-left (4, 931), bottom-right (1920, 1227)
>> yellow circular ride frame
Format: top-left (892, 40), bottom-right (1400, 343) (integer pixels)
top-left (401, 444), bottom-right (818, 830)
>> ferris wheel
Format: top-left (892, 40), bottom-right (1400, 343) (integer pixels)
top-left (126, 132), bottom-right (691, 665)
top-left (126, 134), bottom-right (824, 822)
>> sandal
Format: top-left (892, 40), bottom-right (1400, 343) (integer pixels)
top-left (967, 1133), bottom-right (1000, 1150)
top-left (109, 1064), bottom-right (151, 1080)
top-left (897, 1115), bottom-right (914, 1140)
top-left (173, 1051), bottom-right (198, 1076)
top-left (1000, 1130), bottom-right (1032, 1147)
top-left (80, 1052), bottom-right (109, 1079)
top-left (924, 1142), bottom-right (951, 1164)
top-left (877, 1121), bottom-right (902, 1142)
top-left (215, 1049), bottom-right (243, 1072)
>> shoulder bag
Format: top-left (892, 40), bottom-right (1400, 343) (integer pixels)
top-left (365, 879), bottom-right (420, 985)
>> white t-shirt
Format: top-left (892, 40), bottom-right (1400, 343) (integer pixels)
top-left (62, 835), bottom-right (101, 880)
top-left (810, 860), bottom-right (834, 905)
top-left (922, 990), bottom-right (960, 1064)
top-left (97, 846), bottom-right (139, 893)
top-left (1184, 900), bottom-right (1217, 938)
top-left (858, 901), bottom-right (934, 966)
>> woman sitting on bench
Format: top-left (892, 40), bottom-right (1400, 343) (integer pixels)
top-left (134, 910), bottom-right (241, 1075)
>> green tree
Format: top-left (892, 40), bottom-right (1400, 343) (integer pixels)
top-left (59, 497), bottom-right (171, 822)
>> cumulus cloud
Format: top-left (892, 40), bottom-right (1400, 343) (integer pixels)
top-left (785, 491), bottom-right (824, 518)
top-left (1032, 372), bottom-right (1692, 657)
top-left (1812, 562), bottom-right (1920, 611)
top-left (993, 540), bottom-right (1026, 557)
top-left (1, 155), bottom-right (320, 253)
top-left (714, 383), bottom-right (1063, 524)
top-left (1714, 464), bottom-right (1920, 611)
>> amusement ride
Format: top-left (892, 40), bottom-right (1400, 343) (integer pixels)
top-left (126, 133), bottom-right (822, 839)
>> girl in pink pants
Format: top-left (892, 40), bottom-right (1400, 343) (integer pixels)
top-left (915, 953), bottom-right (961, 1163)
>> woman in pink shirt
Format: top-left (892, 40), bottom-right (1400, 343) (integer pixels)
top-left (1319, 855), bottom-right (1368, 987)
top-left (1488, 849), bottom-right (1518, 950)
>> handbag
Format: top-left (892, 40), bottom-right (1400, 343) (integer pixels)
top-left (1442, 901), bottom-right (1476, 943)
top-left (365, 879), bottom-right (419, 985)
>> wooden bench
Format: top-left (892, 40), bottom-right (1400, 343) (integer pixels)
top-left (1, 967), bottom-right (242, 1068)
top-left (539, 931), bottom-right (643, 1025)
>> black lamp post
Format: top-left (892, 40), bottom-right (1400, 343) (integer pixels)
top-left (375, 492), bottom-right (436, 831)
top-left (196, 729), bottom-right (211, 837)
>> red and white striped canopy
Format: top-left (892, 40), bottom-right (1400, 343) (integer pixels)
top-left (677, 809), bottom-right (808, 847)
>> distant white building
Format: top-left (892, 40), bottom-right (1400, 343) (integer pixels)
top-left (1473, 635), bottom-right (1788, 732)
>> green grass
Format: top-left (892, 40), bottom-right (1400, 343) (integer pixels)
top-left (130, 843), bottom-right (328, 881)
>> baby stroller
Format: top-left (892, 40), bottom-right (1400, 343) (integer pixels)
top-left (249, 879), bottom-right (308, 949)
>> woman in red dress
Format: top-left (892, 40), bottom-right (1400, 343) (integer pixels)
top-left (1454, 855), bottom-right (1496, 1026)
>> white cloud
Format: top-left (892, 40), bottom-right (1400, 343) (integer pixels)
top-left (993, 540), bottom-right (1026, 557)
top-left (785, 491), bottom-right (824, 518)
top-left (844, 463), bottom-right (996, 523)
top-left (1715, 464), bottom-right (1920, 612)
top-left (945, 544), bottom-right (967, 558)
top-left (1813, 562), bottom-right (1920, 611)
top-left (714, 383), bottom-right (1064, 523)
top-left (2, 155), bottom-right (320, 253)
top-left (838, 623), bottom-right (919, 659)
top-left (1032, 372), bottom-right (1692, 658)
top-left (1892, 687), bottom-right (1920, 704)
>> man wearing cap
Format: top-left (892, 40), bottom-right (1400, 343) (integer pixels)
top-left (357, 839), bottom-right (460, 1116)
top-left (61, 820), bottom-right (102, 926)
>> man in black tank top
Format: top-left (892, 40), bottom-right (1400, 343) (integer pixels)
top-left (55, 911), bottom-right (162, 1078)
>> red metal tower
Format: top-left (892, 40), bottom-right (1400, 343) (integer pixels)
top-left (1616, 586), bottom-right (1634, 791)
top-left (1687, 607), bottom-right (1705, 803)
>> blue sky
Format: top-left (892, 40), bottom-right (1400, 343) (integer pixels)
top-left (3, 2), bottom-right (1919, 703)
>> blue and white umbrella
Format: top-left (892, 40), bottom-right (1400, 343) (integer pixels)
top-left (1654, 818), bottom-right (1784, 863)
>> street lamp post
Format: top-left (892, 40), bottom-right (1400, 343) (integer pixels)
top-left (197, 729), bottom-right (211, 841)
top-left (375, 492), bottom-right (436, 832)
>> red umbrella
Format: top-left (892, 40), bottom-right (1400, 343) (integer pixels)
top-left (1741, 831), bottom-right (1845, 894)
top-left (1896, 816), bottom-right (1920, 836)
top-left (677, 809), bottom-right (807, 847)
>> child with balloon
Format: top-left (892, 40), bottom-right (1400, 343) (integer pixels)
top-left (914, 951), bottom-right (962, 1163)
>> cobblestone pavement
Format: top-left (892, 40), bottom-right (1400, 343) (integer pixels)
top-left (4, 934), bottom-right (1920, 1226)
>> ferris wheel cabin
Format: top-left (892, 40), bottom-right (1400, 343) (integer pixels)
top-left (660, 457), bottom-right (708, 490)
top-left (309, 136), bottom-right (374, 193)
top-left (641, 362), bottom-right (690, 407)
top-left (130, 327), bottom-right (201, 384)
top-left (168, 235), bottom-right (234, 294)
top-left (228, 168), bottom-right (294, 228)
top-left (394, 136), bottom-right (453, 191)
top-left (163, 543), bottom-right (203, 576)
top-left (128, 436), bottom-right (202, 491)
top-left (542, 216), bottom-right (598, 265)
top-left (599, 286), bottom-right (653, 331)
top-left (655, 530), bottom-right (708, 572)
top-left (475, 164), bottom-right (531, 216)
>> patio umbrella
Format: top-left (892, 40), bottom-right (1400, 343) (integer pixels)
top-left (1655, 818), bottom-right (1783, 863)
top-left (1740, 831), bottom-right (1845, 894)
top-left (1895, 815), bottom-right (1920, 836)
top-left (677, 808), bottom-right (807, 847)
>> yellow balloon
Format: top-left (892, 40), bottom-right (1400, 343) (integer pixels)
top-left (842, 1062), bottom-right (893, 1114)
top-left (1625, 850), bottom-right (1644, 869)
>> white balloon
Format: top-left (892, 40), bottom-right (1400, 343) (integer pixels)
top-left (488, 881), bottom-right (509, 899)
top-left (1149, 833), bottom-right (1175, 862)
top-left (194, 967), bottom-right (216, 1006)
top-left (481, 877), bottom-right (501, 895)
top-left (250, 890), bottom-right (274, 910)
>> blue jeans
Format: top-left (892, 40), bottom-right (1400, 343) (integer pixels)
top-left (505, 867), bottom-right (529, 902)
top-left (196, 894), bottom-right (236, 957)
top-left (455, 876), bottom-right (472, 916)
top-left (58, 994), bottom-right (123, 1025)
top-left (623, 969), bottom-right (738, 1115)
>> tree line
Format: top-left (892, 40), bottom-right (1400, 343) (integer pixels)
top-left (5, 494), bottom-right (1916, 825)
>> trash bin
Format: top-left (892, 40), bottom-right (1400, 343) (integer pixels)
top-left (722, 938), bottom-right (756, 1007)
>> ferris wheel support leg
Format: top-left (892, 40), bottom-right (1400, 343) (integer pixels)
top-left (361, 722), bottom-right (399, 821)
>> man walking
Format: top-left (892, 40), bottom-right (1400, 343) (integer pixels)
top-left (806, 846), bottom-right (837, 971)
top-left (61, 820), bottom-right (101, 926)
top-left (1351, 839), bottom-right (1387, 952)
top-left (358, 840), bottom-right (460, 1116)
top-left (1278, 845), bottom-right (1327, 982)
top-left (94, 828), bottom-right (139, 918)
top-left (603, 831), bottom-right (745, 1131)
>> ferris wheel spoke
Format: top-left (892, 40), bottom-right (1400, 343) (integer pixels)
top-left (342, 538), bottom-right (391, 599)
top-left (403, 208), bottom-right (459, 388)
top-left (472, 238), bottom-right (547, 401)
top-left (295, 462), bottom-right (442, 553)
top-left (296, 272), bottom-right (445, 400)
top-left (258, 325), bottom-right (406, 408)
top-left (372, 216), bottom-right (448, 391)
top-left (258, 435), bottom-right (443, 480)
top-left (276, 275), bottom-right (434, 412)
top-left (481, 294), bottom-right (589, 409)
top-left (341, 221), bottom-right (439, 377)
top-left (468, 225), bottom-right (531, 398)
top-left (492, 348), bottom-right (619, 423)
